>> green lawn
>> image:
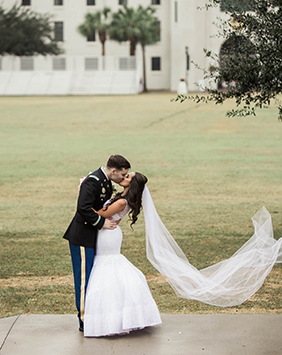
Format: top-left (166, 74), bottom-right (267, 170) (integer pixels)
top-left (0, 93), bottom-right (281, 318)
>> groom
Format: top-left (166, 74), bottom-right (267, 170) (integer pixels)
top-left (63, 155), bottom-right (131, 331)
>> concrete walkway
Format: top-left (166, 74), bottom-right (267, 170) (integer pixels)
top-left (0, 314), bottom-right (281, 355)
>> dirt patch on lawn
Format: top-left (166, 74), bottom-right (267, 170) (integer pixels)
top-left (146, 274), bottom-right (167, 283)
top-left (0, 275), bottom-right (73, 288)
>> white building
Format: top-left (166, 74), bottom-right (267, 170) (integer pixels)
top-left (0, 0), bottom-right (227, 95)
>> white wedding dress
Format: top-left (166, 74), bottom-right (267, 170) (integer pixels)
top-left (84, 200), bottom-right (162, 337)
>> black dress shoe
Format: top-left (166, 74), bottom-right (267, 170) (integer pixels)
top-left (79, 322), bottom-right (84, 332)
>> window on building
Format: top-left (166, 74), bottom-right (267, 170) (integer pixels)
top-left (220, 0), bottom-right (255, 12)
top-left (85, 58), bottom-right (99, 70)
top-left (119, 0), bottom-right (127, 5)
top-left (87, 0), bottom-right (95, 5)
top-left (21, 57), bottom-right (34, 71)
top-left (22, 0), bottom-right (31, 6)
top-left (54, 0), bottom-right (63, 5)
top-left (54, 22), bottom-right (64, 41)
top-left (152, 0), bottom-right (161, 4)
top-left (53, 58), bottom-right (66, 70)
top-left (174, 1), bottom-right (178, 23)
top-left (152, 57), bottom-right (161, 71)
top-left (87, 30), bottom-right (96, 42)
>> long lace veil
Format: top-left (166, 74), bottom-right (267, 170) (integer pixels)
top-left (142, 187), bottom-right (282, 307)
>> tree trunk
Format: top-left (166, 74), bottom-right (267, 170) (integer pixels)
top-left (101, 40), bottom-right (105, 70)
top-left (99, 31), bottom-right (106, 70)
top-left (129, 38), bottom-right (136, 56)
top-left (101, 41), bottom-right (105, 56)
top-left (142, 45), bottom-right (147, 92)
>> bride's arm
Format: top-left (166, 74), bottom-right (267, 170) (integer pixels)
top-left (92, 199), bottom-right (126, 218)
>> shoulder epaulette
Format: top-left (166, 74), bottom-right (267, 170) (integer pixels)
top-left (89, 175), bottom-right (99, 181)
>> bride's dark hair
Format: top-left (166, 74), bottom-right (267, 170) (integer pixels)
top-left (109, 172), bottom-right (148, 227)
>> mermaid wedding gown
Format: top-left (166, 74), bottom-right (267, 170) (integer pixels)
top-left (84, 200), bottom-right (161, 337)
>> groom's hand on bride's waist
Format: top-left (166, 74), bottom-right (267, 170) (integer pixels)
top-left (103, 218), bottom-right (117, 229)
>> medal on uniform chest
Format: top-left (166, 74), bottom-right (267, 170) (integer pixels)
top-left (102, 187), bottom-right (106, 194)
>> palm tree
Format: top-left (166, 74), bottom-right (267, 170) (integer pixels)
top-left (137, 7), bottom-right (160, 92)
top-left (78, 7), bottom-right (111, 57)
top-left (109, 5), bottom-right (142, 56)
top-left (109, 5), bottom-right (160, 91)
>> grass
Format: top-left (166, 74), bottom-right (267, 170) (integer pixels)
top-left (0, 93), bottom-right (281, 318)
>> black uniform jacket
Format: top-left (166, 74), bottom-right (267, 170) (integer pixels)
top-left (63, 168), bottom-right (113, 248)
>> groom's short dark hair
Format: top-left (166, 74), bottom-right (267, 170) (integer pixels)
top-left (106, 155), bottom-right (131, 170)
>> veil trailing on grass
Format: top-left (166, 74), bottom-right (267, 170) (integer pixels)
top-left (142, 187), bottom-right (282, 307)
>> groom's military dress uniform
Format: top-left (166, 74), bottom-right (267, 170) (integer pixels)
top-left (63, 167), bottom-right (112, 328)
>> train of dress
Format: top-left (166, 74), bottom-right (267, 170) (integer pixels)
top-left (143, 187), bottom-right (282, 307)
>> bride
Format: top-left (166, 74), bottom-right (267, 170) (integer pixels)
top-left (84, 172), bottom-right (162, 337)
top-left (84, 172), bottom-right (282, 336)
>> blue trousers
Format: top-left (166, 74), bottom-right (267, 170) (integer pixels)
top-left (69, 242), bottom-right (95, 326)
